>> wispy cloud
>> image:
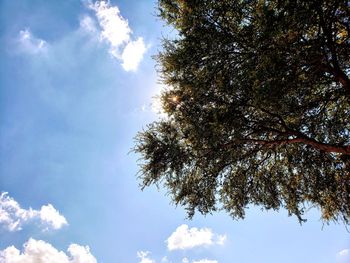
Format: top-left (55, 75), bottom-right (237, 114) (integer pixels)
top-left (17, 29), bottom-right (48, 54)
top-left (14, 2), bottom-right (147, 72)
top-left (192, 260), bottom-right (218, 263)
top-left (137, 256), bottom-right (219, 263)
top-left (167, 224), bottom-right (226, 251)
top-left (216, 234), bottom-right (227, 246)
top-left (87, 1), bottom-right (147, 71)
top-left (0, 238), bottom-right (97, 263)
top-left (337, 249), bottom-right (350, 262)
top-left (0, 192), bottom-right (67, 231)
top-left (161, 256), bottom-right (170, 263)
top-left (183, 258), bottom-right (218, 263)
top-left (137, 251), bottom-right (155, 263)
top-left (80, 15), bottom-right (98, 34)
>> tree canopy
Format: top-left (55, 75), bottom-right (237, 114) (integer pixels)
top-left (135, 0), bottom-right (350, 224)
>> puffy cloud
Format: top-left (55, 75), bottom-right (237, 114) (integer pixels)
top-left (67, 244), bottom-right (97, 263)
top-left (90, 1), bottom-right (130, 50)
top-left (88, 1), bottom-right (147, 71)
top-left (137, 251), bottom-right (155, 263)
top-left (167, 224), bottom-right (213, 250)
top-left (138, 225), bottom-right (224, 263)
top-left (17, 29), bottom-right (48, 54)
top-left (121, 37), bottom-right (147, 71)
top-left (39, 204), bottom-right (68, 230)
top-left (0, 239), bottom-right (97, 263)
top-left (0, 192), bottom-right (67, 232)
top-left (167, 225), bottom-right (226, 251)
top-left (337, 249), bottom-right (350, 262)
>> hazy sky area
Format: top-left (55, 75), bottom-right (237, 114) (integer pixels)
top-left (0, 1), bottom-right (349, 263)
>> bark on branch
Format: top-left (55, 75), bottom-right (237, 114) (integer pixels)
top-left (323, 64), bottom-right (350, 97)
top-left (318, 7), bottom-right (350, 97)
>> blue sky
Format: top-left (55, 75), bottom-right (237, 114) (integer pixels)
top-left (0, 1), bottom-right (349, 263)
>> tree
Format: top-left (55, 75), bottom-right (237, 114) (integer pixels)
top-left (135, 0), bottom-right (350, 224)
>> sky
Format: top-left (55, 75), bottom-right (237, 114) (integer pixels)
top-left (0, 1), bottom-right (349, 263)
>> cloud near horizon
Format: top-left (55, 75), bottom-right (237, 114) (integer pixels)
top-left (137, 251), bottom-right (155, 263)
top-left (167, 224), bottom-right (227, 251)
top-left (88, 1), bottom-right (147, 71)
top-left (0, 192), bottom-right (67, 232)
top-left (0, 238), bottom-right (97, 263)
top-left (137, 225), bottom-right (224, 263)
top-left (192, 260), bottom-right (218, 263)
top-left (141, 255), bottom-right (218, 263)
top-left (183, 258), bottom-right (219, 263)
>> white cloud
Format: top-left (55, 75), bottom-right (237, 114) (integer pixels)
top-left (67, 244), bottom-right (97, 263)
top-left (337, 249), bottom-right (350, 262)
top-left (121, 37), bottom-right (147, 71)
top-left (192, 260), bottom-right (218, 263)
top-left (338, 249), bottom-right (349, 257)
top-left (167, 224), bottom-right (212, 250)
top-left (182, 258), bottom-right (189, 263)
top-left (90, 1), bottom-right (130, 50)
top-left (17, 29), bottom-right (48, 54)
top-left (137, 251), bottom-right (155, 263)
top-left (161, 256), bottom-right (169, 263)
top-left (0, 192), bottom-right (67, 231)
top-left (88, 1), bottom-right (147, 71)
top-left (0, 239), bottom-right (97, 263)
top-left (216, 235), bottom-right (227, 246)
top-left (39, 204), bottom-right (68, 230)
top-left (167, 224), bottom-right (226, 251)
top-left (80, 15), bottom-right (98, 34)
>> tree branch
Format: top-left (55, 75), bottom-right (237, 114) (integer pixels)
top-left (322, 64), bottom-right (350, 96)
top-left (227, 137), bottom-right (350, 155)
top-left (318, 6), bottom-right (350, 97)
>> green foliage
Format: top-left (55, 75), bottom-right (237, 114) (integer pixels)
top-left (135, 0), bottom-right (350, 224)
